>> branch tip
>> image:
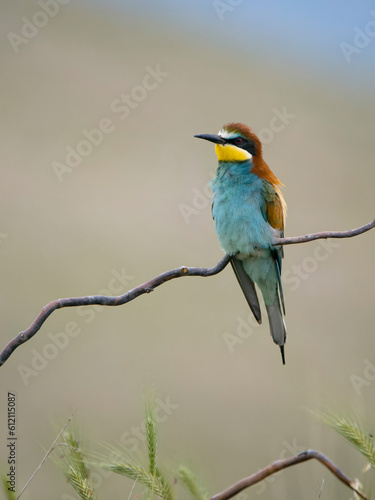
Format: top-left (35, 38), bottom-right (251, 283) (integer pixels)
top-left (274, 218), bottom-right (375, 246)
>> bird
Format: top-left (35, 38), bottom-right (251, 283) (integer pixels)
top-left (194, 122), bottom-right (287, 364)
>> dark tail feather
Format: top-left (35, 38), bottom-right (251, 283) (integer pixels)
top-left (279, 345), bottom-right (285, 365)
top-left (273, 251), bottom-right (286, 315)
top-left (231, 258), bottom-right (262, 324)
top-left (266, 296), bottom-right (287, 365)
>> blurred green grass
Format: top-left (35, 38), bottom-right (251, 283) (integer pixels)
top-left (0, 2), bottom-right (374, 499)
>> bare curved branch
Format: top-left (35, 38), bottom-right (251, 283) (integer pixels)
top-left (0, 219), bottom-right (373, 367)
top-left (209, 449), bottom-right (369, 500)
top-left (0, 255), bottom-right (232, 366)
top-left (274, 218), bottom-right (375, 245)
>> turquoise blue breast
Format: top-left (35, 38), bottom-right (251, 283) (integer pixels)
top-left (210, 161), bottom-right (274, 255)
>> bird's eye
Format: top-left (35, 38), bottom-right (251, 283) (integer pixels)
top-left (234, 137), bottom-right (243, 144)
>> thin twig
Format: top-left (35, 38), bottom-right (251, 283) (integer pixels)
top-left (209, 450), bottom-right (369, 500)
top-left (16, 412), bottom-right (75, 499)
top-left (273, 218), bottom-right (375, 245)
top-left (0, 219), bottom-right (373, 367)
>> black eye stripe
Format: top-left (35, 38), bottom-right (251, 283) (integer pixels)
top-left (225, 137), bottom-right (256, 156)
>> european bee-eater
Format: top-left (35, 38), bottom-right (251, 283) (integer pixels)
top-left (195, 123), bottom-right (287, 364)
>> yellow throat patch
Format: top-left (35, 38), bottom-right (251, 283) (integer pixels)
top-left (215, 144), bottom-right (252, 162)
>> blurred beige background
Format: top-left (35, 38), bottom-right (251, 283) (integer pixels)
top-left (0, 1), bottom-right (374, 498)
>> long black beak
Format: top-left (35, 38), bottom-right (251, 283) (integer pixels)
top-left (194, 133), bottom-right (225, 145)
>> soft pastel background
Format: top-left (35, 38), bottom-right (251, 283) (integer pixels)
top-left (1, 1), bottom-right (375, 498)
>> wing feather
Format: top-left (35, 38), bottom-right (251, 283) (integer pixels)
top-left (262, 181), bottom-right (286, 234)
top-left (262, 181), bottom-right (287, 313)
